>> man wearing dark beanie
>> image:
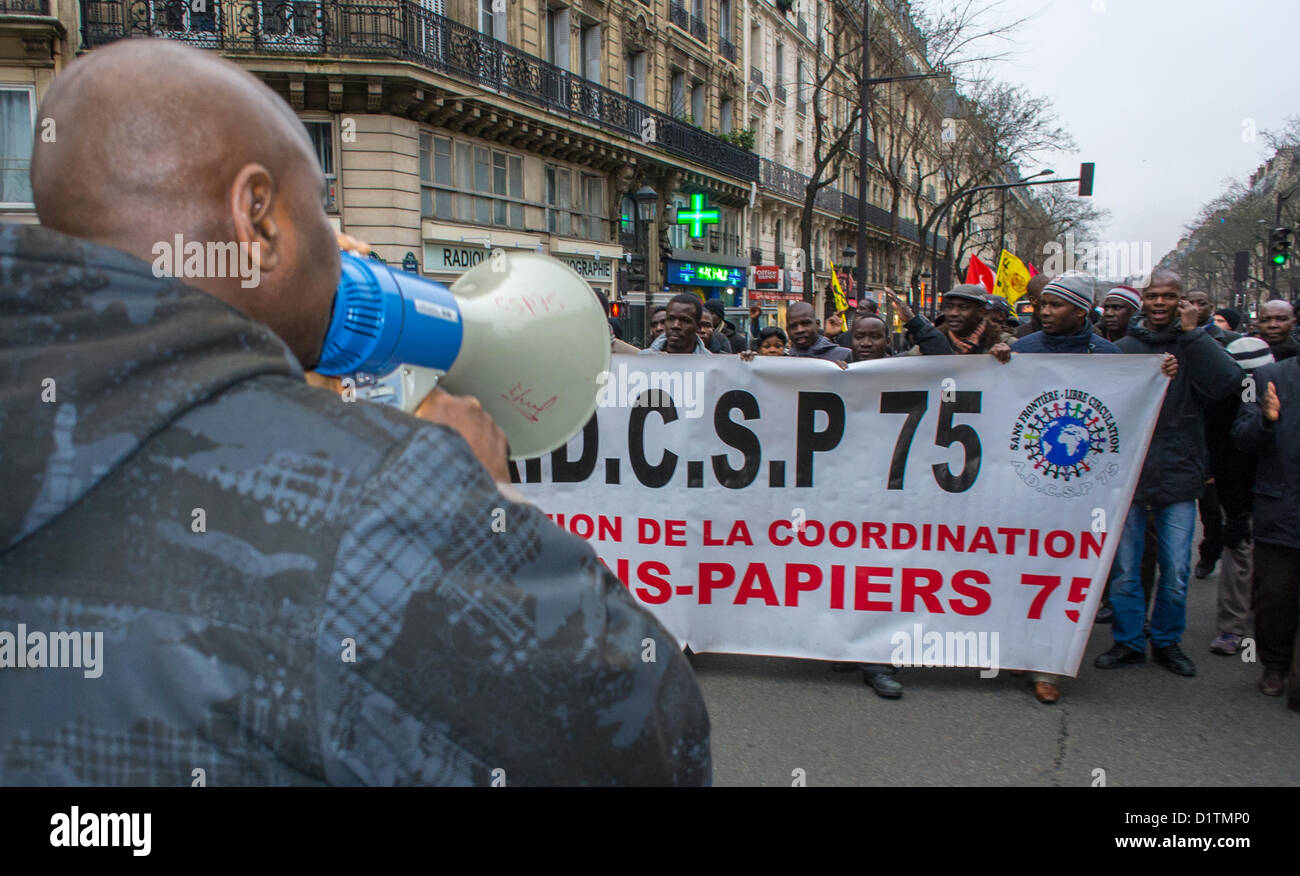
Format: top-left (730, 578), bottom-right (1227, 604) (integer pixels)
top-left (1214, 307), bottom-right (1242, 333)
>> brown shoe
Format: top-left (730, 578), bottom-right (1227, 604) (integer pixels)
top-left (1034, 681), bottom-right (1060, 704)
top-left (1259, 668), bottom-right (1285, 697)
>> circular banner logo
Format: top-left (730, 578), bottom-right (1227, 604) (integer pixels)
top-left (1009, 390), bottom-right (1121, 497)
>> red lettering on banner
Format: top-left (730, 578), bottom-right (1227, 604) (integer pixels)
top-left (938, 525), bottom-right (965, 551)
top-left (635, 561), bottom-right (671, 604)
top-left (783, 564), bottom-right (821, 607)
top-left (1044, 530), bottom-right (1074, 559)
top-left (735, 564), bottom-right (779, 605)
top-left (638, 518), bottom-right (660, 544)
top-left (1080, 530), bottom-right (1105, 559)
top-left (796, 520), bottom-right (824, 547)
top-left (901, 568), bottom-right (945, 613)
top-left (665, 520), bottom-right (687, 547)
top-left (892, 523), bottom-right (917, 550)
top-left (699, 563), bottom-right (735, 604)
top-left (828, 521), bottom-right (856, 548)
top-left (969, 526), bottom-right (996, 553)
top-left (948, 569), bottom-right (991, 615)
top-left (703, 519), bottom-right (754, 546)
top-left (862, 522), bottom-right (887, 549)
top-left (997, 527), bottom-right (1025, 553)
top-left (830, 565), bottom-right (845, 609)
top-left (853, 567), bottom-right (893, 611)
top-left (769, 519), bottom-right (794, 546)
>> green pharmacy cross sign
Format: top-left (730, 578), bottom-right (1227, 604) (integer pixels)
top-left (675, 193), bottom-right (720, 238)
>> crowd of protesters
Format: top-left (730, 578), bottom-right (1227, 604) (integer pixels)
top-left (625, 270), bottom-right (1300, 710)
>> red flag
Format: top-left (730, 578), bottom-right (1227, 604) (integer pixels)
top-left (965, 255), bottom-right (995, 294)
top-left (1027, 263), bottom-right (1039, 277)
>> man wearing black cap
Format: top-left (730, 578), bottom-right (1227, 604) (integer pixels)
top-left (1213, 307), bottom-right (1241, 334)
top-left (930, 284), bottom-right (999, 354)
top-left (1094, 269), bottom-right (1242, 679)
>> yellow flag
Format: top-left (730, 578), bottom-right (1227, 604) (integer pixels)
top-left (993, 250), bottom-right (1031, 305)
top-left (827, 259), bottom-right (848, 313)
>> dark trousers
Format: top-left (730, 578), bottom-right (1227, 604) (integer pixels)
top-left (1253, 541), bottom-right (1300, 673)
top-left (1198, 480), bottom-right (1223, 564)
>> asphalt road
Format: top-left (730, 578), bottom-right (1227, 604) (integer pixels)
top-left (690, 541), bottom-right (1300, 787)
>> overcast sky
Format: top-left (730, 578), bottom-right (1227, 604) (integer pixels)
top-left (955, 0), bottom-right (1294, 260)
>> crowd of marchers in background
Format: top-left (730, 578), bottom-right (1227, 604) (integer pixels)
top-left (605, 272), bottom-right (1300, 711)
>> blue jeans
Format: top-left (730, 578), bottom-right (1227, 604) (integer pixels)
top-left (1108, 501), bottom-right (1197, 651)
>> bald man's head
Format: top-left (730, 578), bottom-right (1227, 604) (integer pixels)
top-left (33, 39), bottom-right (340, 368)
top-left (1257, 299), bottom-right (1296, 345)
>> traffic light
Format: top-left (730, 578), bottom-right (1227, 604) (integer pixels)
top-left (1268, 227), bottom-right (1293, 267)
top-left (610, 300), bottom-right (624, 318)
top-left (1077, 162), bottom-right (1095, 197)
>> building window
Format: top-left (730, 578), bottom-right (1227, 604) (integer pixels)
top-left (0, 86), bottom-right (35, 206)
top-left (546, 6), bottom-right (570, 70)
top-left (580, 22), bottom-right (601, 84)
top-left (546, 166), bottom-right (606, 239)
top-left (420, 132), bottom-right (523, 229)
top-left (625, 51), bottom-right (646, 103)
top-left (775, 42), bottom-right (784, 83)
top-left (303, 120), bottom-right (337, 213)
top-left (720, 0), bottom-right (731, 40)
top-left (720, 97), bottom-right (733, 134)
top-left (774, 127), bottom-right (783, 162)
top-left (671, 70), bottom-right (686, 118)
top-left (690, 80), bottom-right (705, 124)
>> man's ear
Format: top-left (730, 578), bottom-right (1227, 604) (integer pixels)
top-left (229, 163), bottom-right (280, 275)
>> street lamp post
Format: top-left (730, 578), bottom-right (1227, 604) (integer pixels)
top-left (996, 169), bottom-right (1053, 259)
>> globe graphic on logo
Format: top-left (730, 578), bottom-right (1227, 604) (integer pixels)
top-left (1038, 416), bottom-right (1092, 466)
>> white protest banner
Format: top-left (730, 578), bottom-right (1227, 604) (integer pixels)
top-left (509, 353), bottom-right (1166, 677)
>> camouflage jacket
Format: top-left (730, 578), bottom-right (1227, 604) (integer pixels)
top-left (0, 224), bottom-right (710, 786)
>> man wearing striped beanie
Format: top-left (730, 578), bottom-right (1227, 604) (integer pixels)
top-left (1102, 285), bottom-right (1141, 342)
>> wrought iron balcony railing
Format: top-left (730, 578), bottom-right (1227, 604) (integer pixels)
top-left (749, 247), bottom-right (763, 265)
top-left (689, 11), bottom-right (706, 41)
top-left (719, 36), bottom-right (736, 62)
top-left (749, 65), bottom-right (763, 86)
top-left (0, 0), bottom-right (50, 12)
top-left (796, 99), bottom-right (806, 116)
top-left (774, 83), bottom-right (786, 102)
top-left (79, 0), bottom-right (759, 183)
top-left (669, 1), bottom-right (688, 30)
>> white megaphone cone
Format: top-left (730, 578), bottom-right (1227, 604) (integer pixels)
top-left (315, 250), bottom-right (611, 460)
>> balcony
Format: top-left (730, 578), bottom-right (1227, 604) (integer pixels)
top-left (689, 12), bottom-right (706, 42)
top-left (797, 14), bottom-right (805, 35)
top-left (815, 258), bottom-right (825, 272)
top-left (774, 250), bottom-right (785, 267)
top-left (79, 0), bottom-right (759, 183)
top-left (774, 83), bottom-right (786, 102)
top-left (750, 65), bottom-right (763, 86)
top-left (719, 36), bottom-right (736, 62)
top-left (669, 1), bottom-right (688, 30)
top-left (796, 99), bottom-right (806, 117)
top-left (750, 247), bottom-right (763, 265)
top-left (0, 0), bottom-right (48, 11)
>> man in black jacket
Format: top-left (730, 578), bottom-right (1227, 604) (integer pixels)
top-left (0, 39), bottom-right (710, 786)
top-left (1189, 290), bottom-right (1242, 580)
top-left (1094, 269), bottom-right (1242, 678)
top-left (1232, 351), bottom-right (1300, 705)
top-left (1256, 300), bottom-right (1297, 362)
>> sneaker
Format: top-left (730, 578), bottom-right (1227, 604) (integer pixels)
top-left (1259, 668), bottom-right (1285, 697)
top-left (1095, 604), bottom-right (1114, 624)
top-left (1152, 643), bottom-right (1196, 677)
top-left (862, 666), bottom-right (902, 699)
top-left (1210, 632), bottom-right (1242, 655)
top-left (1094, 643), bottom-right (1146, 669)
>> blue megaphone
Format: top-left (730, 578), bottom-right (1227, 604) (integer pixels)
top-left (314, 250), bottom-right (611, 459)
